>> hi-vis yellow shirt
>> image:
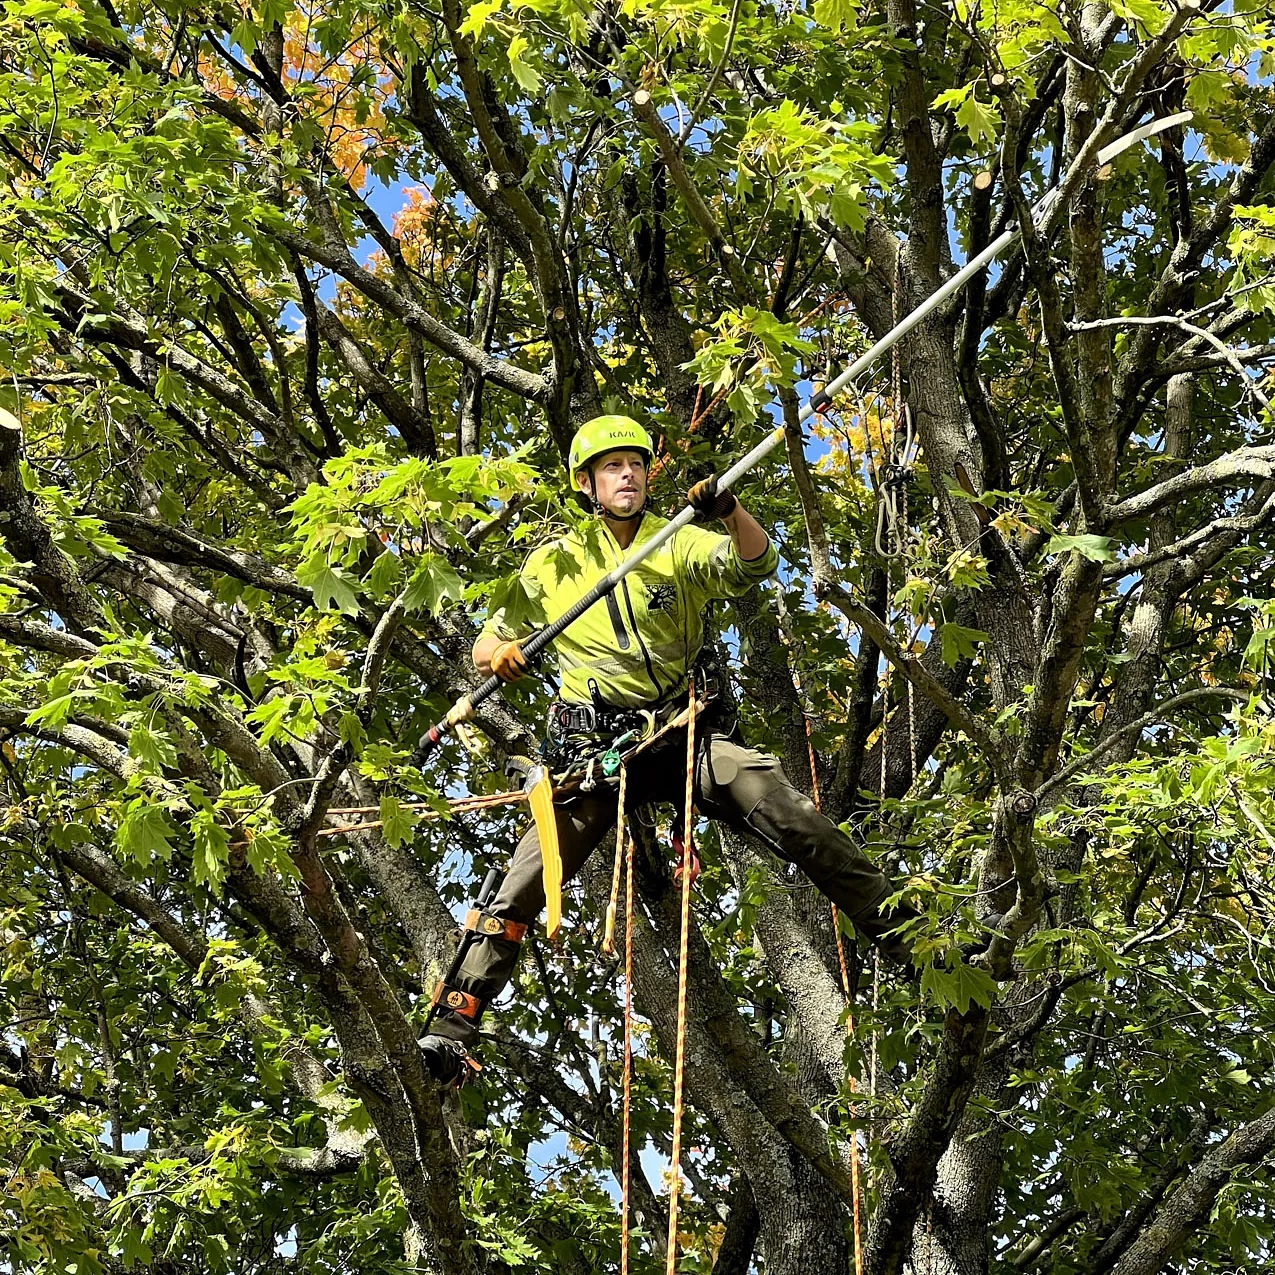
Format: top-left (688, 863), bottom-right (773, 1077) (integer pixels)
top-left (480, 513), bottom-right (778, 708)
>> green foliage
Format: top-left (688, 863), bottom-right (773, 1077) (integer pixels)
top-left (938, 621), bottom-right (990, 667)
top-left (1044, 533), bottom-right (1116, 562)
top-left (3, 0), bottom-right (1275, 1269)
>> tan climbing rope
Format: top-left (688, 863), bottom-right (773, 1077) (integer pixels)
top-left (602, 762), bottom-right (635, 1273)
top-left (666, 676), bottom-right (698, 1273)
top-left (603, 764), bottom-right (629, 957)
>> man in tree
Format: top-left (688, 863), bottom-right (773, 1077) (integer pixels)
top-left (419, 415), bottom-right (918, 1083)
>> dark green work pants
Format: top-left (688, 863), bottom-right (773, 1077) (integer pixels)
top-left (433, 730), bottom-right (916, 1045)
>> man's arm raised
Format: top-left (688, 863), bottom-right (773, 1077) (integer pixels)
top-left (688, 476), bottom-right (771, 561)
top-left (721, 501), bottom-right (770, 562)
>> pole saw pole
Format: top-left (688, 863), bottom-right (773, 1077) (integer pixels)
top-left (416, 111), bottom-right (1192, 763)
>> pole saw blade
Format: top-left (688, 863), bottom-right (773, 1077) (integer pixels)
top-left (1096, 111), bottom-right (1192, 166)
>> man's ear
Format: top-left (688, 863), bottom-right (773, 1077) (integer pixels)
top-left (572, 468), bottom-right (595, 513)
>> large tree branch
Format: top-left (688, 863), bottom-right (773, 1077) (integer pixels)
top-left (90, 511), bottom-right (312, 600)
top-left (437, 0), bottom-right (592, 432)
top-left (630, 90), bottom-right (756, 305)
top-left (580, 849), bottom-right (859, 1209)
top-left (403, 62), bottom-right (535, 261)
top-left (1105, 444), bottom-right (1275, 525)
top-left (271, 223), bottom-right (547, 403)
top-left (0, 421), bottom-right (106, 633)
top-left (1016, 555), bottom-right (1105, 789)
top-left (1113, 108), bottom-right (1275, 404)
top-left (814, 580), bottom-right (1011, 784)
top-left (1089, 1109), bottom-right (1215, 1275)
top-left (311, 300), bottom-right (438, 458)
top-left (1106, 1105), bottom-right (1275, 1275)
top-left (1036, 687), bottom-right (1250, 807)
top-left (1104, 481), bottom-right (1275, 583)
top-left (1075, 314), bottom-right (1275, 419)
top-left (724, 833), bottom-right (849, 1095)
top-left (886, 0), bottom-right (944, 282)
top-left (863, 1006), bottom-right (990, 1275)
top-left (61, 1142), bottom-right (365, 1181)
top-left (0, 614), bottom-right (99, 660)
top-left (52, 282), bottom-right (319, 486)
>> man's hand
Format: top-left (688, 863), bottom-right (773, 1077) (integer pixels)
top-left (490, 639), bottom-right (530, 683)
top-left (687, 474), bottom-right (737, 520)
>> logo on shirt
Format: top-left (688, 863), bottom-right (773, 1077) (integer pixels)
top-left (645, 582), bottom-right (677, 614)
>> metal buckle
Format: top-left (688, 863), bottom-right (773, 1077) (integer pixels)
top-left (548, 701), bottom-right (597, 744)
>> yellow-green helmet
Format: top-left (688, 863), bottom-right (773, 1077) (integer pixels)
top-left (569, 415), bottom-right (654, 474)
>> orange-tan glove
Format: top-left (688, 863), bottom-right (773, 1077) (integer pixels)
top-left (687, 474), bottom-right (737, 520)
top-left (490, 639), bottom-right (530, 683)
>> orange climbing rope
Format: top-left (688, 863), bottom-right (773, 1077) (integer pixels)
top-left (622, 813), bottom-right (635, 1274)
top-left (317, 789), bottom-right (526, 837)
top-left (601, 681), bottom-right (703, 1273)
top-left (666, 676), bottom-right (697, 1273)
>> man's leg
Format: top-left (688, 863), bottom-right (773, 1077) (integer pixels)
top-left (696, 735), bottom-right (918, 968)
top-left (422, 787), bottom-right (617, 1079)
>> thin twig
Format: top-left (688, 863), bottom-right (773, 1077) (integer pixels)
top-left (678, 0), bottom-right (744, 145)
top-left (1070, 314), bottom-right (1275, 418)
top-left (1036, 688), bottom-right (1250, 806)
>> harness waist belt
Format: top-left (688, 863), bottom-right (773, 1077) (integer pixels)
top-left (547, 700), bottom-right (650, 743)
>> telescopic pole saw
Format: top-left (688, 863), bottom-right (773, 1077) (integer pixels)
top-left (416, 111), bottom-right (1192, 764)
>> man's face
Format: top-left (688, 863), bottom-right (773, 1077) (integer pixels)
top-left (577, 449), bottom-right (648, 517)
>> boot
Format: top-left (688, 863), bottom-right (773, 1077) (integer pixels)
top-left (419, 1033), bottom-right (471, 1085)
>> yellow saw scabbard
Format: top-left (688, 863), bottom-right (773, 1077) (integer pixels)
top-left (526, 766), bottom-right (563, 938)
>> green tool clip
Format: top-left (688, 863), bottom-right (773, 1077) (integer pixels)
top-left (600, 730), bottom-right (636, 777)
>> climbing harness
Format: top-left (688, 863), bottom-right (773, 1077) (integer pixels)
top-left (545, 700), bottom-right (657, 769)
